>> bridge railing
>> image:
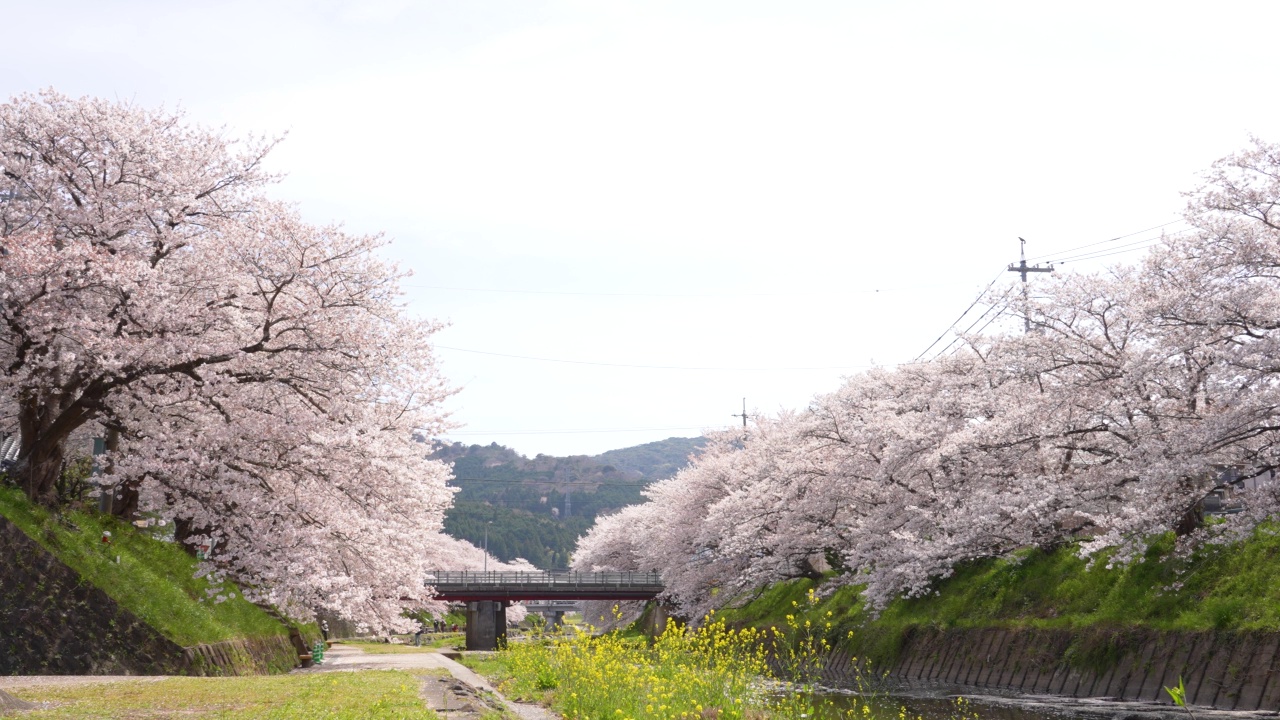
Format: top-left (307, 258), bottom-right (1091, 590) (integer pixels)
top-left (427, 571), bottom-right (662, 588)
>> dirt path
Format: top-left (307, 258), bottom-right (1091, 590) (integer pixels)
top-left (301, 644), bottom-right (560, 720)
top-left (0, 645), bottom-right (558, 719)
top-left (0, 675), bottom-right (167, 691)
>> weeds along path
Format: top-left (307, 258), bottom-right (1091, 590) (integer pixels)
top-left (305, 642), bottom-right (560, 720)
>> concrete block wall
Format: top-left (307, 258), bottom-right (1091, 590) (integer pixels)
top-left (821, 626), bottom-right (1280, 711)
top-left (0, 514), bottom-right (296, 676)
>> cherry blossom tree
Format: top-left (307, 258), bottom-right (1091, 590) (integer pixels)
top-left (574, 138), bottom-right (1280, 619)
top-left (0, 90), bottom-right (463, 629)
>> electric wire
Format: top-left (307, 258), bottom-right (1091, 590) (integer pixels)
top-left (403, 282), bottom-right (977, 298)
top-left (1050, 227), bottom-right (1198, 265)
top-left (1026, 219), bottom-right (1186, 263)
top-left (962, 307), bottom-right (1007, 343)
top-left (927, 285), bottom-right (1015, 361)
top-left (1047, 230), bottom-right (1192, 264)
top-left (1055, 241), bottom-right (1168, 264)
top-left (445, 426), bottom-right (706, 436)
top-left (433, 344), bottom-right (886, 371)
top-left (912, 270), bottom-right (1007, 362)
top-left (450, 478), bottom-right (653, 487)
top-left (432, 218), bottom-right (1197, 411)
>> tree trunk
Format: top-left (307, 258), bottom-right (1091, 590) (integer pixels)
top-left (110, 472), bottom-right (141, 522)
top-left (174, 516), bottom-right (216, 557)
top-left (1175, 502), bottom-right (1204, 536)
top-left (101, 427), bottom-right (145, 522)
top-left (15, 387), bottom-right (94, 508)
top-left (15, 434), bottom-right (66, 508)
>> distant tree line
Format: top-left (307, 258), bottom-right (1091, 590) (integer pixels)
top-left (434, 437), bottom-right (703, 568)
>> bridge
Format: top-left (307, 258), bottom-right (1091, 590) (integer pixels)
top-left (427, 571), bottom-right (664, 650)
top-left (517, 600), bottom-right (580, 629)
top-left (429, 571), bottom-right (663, 602)
top-left (521, 599), bottom-right (581, 612)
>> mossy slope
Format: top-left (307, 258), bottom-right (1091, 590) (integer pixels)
top-left (0, 486), bottom-right (288, 647)
top-left (720, 527), bottom-right (1280, 663)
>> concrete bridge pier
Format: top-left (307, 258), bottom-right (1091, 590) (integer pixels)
top-left (465, 600), bottom-right (507, 651)
top-left (642, 601), bottom-right (669, 639)
top-left (550, 610), bottom-right (564, 628)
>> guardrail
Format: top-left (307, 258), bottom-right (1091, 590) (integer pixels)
top-left (428, 571), bottom-right (660, 586)
top-left (426, 570), bottom-right (664, 601)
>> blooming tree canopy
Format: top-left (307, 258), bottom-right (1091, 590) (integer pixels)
top-left (0, 91), bottom-right (466, 629)
top-left (575, 138), bottom-right (1280, 619)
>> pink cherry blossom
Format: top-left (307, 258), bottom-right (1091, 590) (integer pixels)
top-left (575, 138), bottom-right (1280, 618)
top-left (0, 90), bottom-right (484, 631)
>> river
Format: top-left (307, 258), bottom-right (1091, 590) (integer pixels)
top-left (809, 686), bottom-right (1275, 720)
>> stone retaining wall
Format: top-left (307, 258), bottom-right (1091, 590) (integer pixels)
top-left (0, 514), bottom-right (296, 676)
top-left (183, 636), bottom-right (301, 675)
top-left (823, 626), bottom-right (1280, 711)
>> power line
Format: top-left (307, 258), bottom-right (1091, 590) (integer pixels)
top-left (913, 270), bottom-right (1007, 362)
top-left (433, 345), bottom-right (889, 371)
top-left (1027, 219), bottom-right (1186, 263)
top-left (445, 426), bottom-right (706, 436)
top-left (1050, 228), bottom-right (1197, 265)
top-left (403, 282), bottom-right (976, 298)
top-left (928, 286), bottom-right (1014, 360)
top-left (1055, 241), bottom-right (1169, 264)
top-left (1048, 231), bottom-right (1184, 262)
top-left (963, 307), bottom-right (1007, 343)
top-left (449, 478), bottom-right (654, 487)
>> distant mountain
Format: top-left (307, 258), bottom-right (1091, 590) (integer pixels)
top-left (431, 436), bottom-right (705, 569)
top-left (594, 436), bottom-right (706, 481)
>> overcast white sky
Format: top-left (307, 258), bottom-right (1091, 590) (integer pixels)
top-left (5, 1), bottom-right (1278, 456)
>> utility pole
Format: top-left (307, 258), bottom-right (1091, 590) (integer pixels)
top-left (1007, 238), bottom-right (1054, 332)
top-left (731, 398), bottom-right (750, 429)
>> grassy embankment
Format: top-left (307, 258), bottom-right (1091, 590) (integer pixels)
top-left (5, 670), bottom-right (439, 719)
top-left (448, 531), bottom-right (1280, 718)
top-left (718, 527), bottom-right (1280, 666)
top-left (0, 485), bottom-right (291, 646)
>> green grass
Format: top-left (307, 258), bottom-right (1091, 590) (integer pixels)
top-left (0, 486), bottom-right (291, 646)
top-left (718, 527), bottom-right (1280, 666)
top-left (6, 669), bottom-right (436, 719)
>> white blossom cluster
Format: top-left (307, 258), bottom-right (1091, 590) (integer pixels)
top-left (576, 139), bottom-right (1280, 619)
top-left (0, 91), bottom-right (512, 632)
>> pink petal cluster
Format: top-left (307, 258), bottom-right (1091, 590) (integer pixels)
top-left (0, 90), bottom-right (501, 632)
top-left (576, 139), bottom-right (1280, 619)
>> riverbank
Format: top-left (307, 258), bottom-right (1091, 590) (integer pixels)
top-left (715, 529), bottom-right (1280, 712)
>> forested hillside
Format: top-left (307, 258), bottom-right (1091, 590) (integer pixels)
top-left (595, 437), bottom-right (705, 480)
top-left (435, 436), bottom-right (703, 568)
